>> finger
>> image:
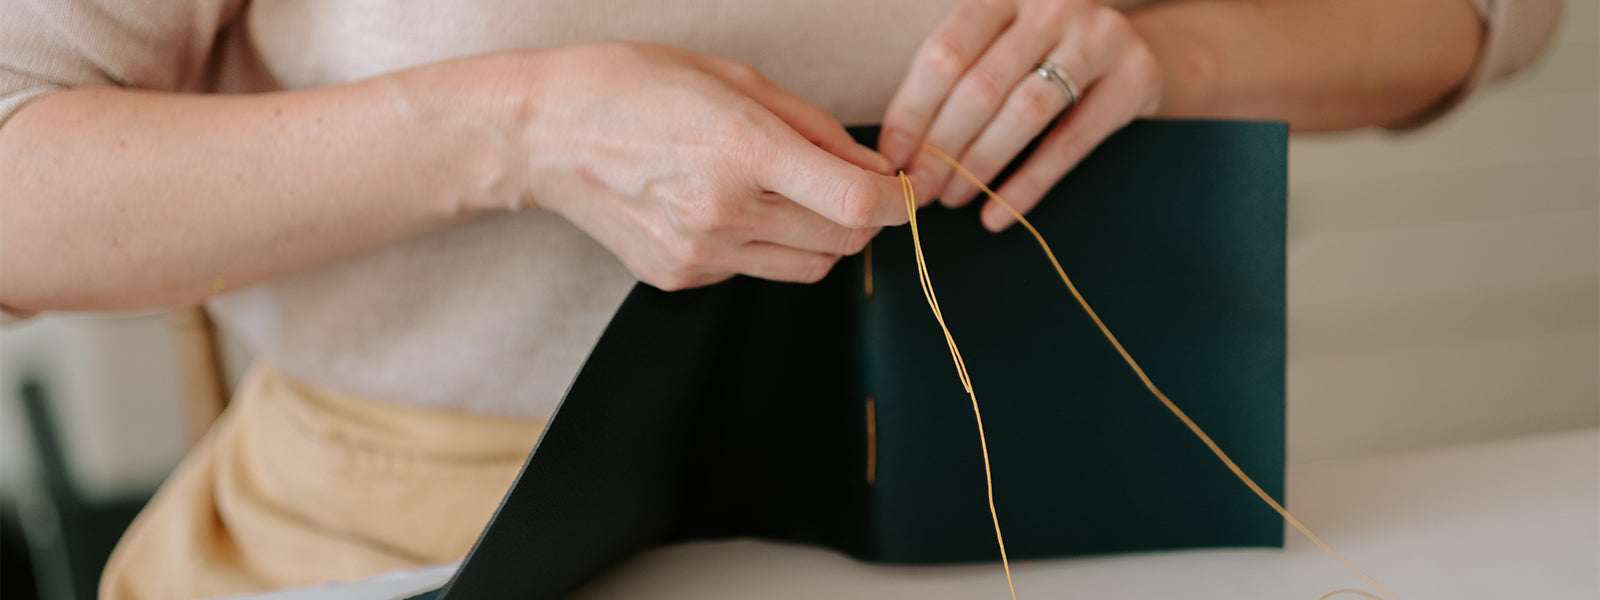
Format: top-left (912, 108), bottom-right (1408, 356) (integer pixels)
top-left (941, 41), bottom-right (1110, 208)
top-left (714, 60), bottom-right (893, 175)
top-left (645, 270), bottom-right (735, 293)
top-left (743, 193), bottom-right (880, 255)
top-left (983, 60), bottom-right (1150, 232)
top-left (743, 83), bottom-right (892, 175)
top-left (909, 21), bottom-right (1063, 206)
top-left (878, 0), bottom-right (1016, 169)
top-left (751, 126), bottom-right (913, 228)
top-left (727, 242), bottom-right (843, 285)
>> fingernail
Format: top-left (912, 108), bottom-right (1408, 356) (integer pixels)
top-left (865, 148), bottom-right (893, 175)
top-left (880, 130), bottom-right (915, 170)
top-left (981, 202), bottom-right (1012, 232)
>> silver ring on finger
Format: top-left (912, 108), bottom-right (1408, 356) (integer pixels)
top-left (1033, 61), bottom-right (1080, 111)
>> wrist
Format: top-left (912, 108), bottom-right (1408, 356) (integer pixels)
top-left (383, 53), bottom-right (541, 215)
top-left (1128, 1), bottom-right (1238, 120)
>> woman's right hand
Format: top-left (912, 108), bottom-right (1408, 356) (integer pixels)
top-left (444, 42), bottom-right (909, 291)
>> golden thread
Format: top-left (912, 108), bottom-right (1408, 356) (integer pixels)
top-left (866, 395), bottom-right (878, 485)
top-left (915, 143), bottom-right (1400, 600)
top-left (864, 242), bottom-right (875, 298)
top-left (900, 171), bottom-right (1019, 600)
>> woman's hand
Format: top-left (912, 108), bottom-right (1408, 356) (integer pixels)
top-left (0, 41), bottom-right (902, 311)
top-left (497, 42), bottom-right (906, 291)
top-left (879, 0), bottom-right (1162, 232)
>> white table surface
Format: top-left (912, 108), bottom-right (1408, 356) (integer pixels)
top-left (235, 428), bottom-right (1600, 600)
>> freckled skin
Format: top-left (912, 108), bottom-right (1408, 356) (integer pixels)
top-left (0, 0), bottom-right (1488, 311)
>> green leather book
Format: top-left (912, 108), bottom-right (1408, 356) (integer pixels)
top-left (423, 120), bottom-right (1288, 599)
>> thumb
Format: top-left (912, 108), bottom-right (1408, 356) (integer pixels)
top-left (752, 124), bottom-right (911, 229)
top-left (717, 64), bottom-right (893, 175)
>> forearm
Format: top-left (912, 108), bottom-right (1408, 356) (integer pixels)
top-left (1130, 0), bottom-right (1484, 131)
top-left (0, 59), bottom-right (526, 312)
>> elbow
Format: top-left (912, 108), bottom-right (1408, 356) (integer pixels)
top-left (1379, 0), bottom-right (1485, 129)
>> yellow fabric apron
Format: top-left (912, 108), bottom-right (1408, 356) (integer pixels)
top-left (100, 363), bottom-right (545, 600)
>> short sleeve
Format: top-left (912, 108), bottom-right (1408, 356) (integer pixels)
top-left (1391, 0), bottom-right (1564, 129)
top-left (1, 0), bottom-right (246, 323)
top-left (0, 0), bottom-right (246, 126)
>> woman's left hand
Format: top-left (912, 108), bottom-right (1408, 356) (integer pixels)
top-left (879, 0), bottom-right (1163, 232)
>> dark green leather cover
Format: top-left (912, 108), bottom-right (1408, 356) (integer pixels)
top-left (429, 120), bottom-right (1288, 599)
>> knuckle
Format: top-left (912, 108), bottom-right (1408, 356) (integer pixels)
top-left (682, 241), bottom-right (716, 267)
top-left (706, 111), bottom-right (771, 169)
top-left (920, 34), bottom-right (970, 81)
top-left (832, 176), bottom-right (878, 228)
top-left (662, 236), bottom-right (694, 265)
top-left (1013, 83), bottom-right (1061, 123)
top-left (958, 69), bottom-right (1007, 113)
top-left (798, 255), bottom-right (840, 284)
top-left (709, 94), bottom-right (773, 133)
top-left (879, 124), bottom-right (918, 154)
top-left (842, 227), bottom-right (877, 255)
top-left (1128, 46), bottom-right (1163, 88)
top-left (822, 229), bottom-right (855, 256)
top-left (653, 276), bottom-right (686, 292)
top-left (644, 266), bottom-right (693, 292)
top-left (723, 59), bottom-right (765, 85)
top-left (824, 228), bottom-right (857, 256)
top-left (662, 273), bottom-right (701, 292)
top-left (712, 102), bottom-right (764, 140)
top-left (663, 235), bottom-right (715, 270)
top-left (1076, 9), bottom-right (1123, 50)
top-left (678, 197), bottom-right (737, 234)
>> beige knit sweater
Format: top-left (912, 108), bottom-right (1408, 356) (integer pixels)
top-left (0, 0), bottom-right (1562, 419)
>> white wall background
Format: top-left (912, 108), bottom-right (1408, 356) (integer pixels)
top-left (1, 0), bottom-right (1595, 498)
top-left (1284, 0), bottom-right (1598, 460)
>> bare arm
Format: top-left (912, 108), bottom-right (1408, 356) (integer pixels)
top-left (0, 45), bottom-right (904, 314)
top-left (1132, 0), bottom-right (1485, 131)
top-left (881, 0), bottom-right (1491, 231)
top-left (0, 59), bottom-right (523, 313)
